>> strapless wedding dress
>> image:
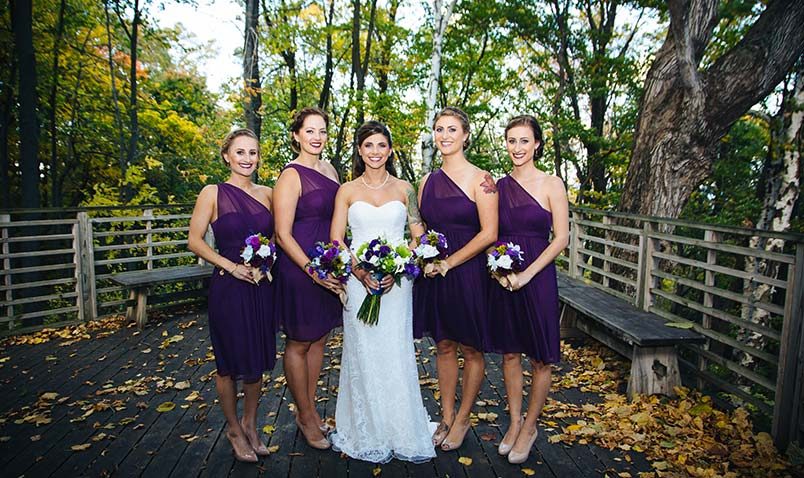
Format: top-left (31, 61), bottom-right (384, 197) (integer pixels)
top-left (329, 200), bottom-right (435, 463)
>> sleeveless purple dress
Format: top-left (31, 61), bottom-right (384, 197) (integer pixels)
top-left (413, 169), bottom-right (489, 350)
top-left (486, 175), bottom-right (560, 363)
top-left (274, 163), bottom-right (342, 342)
top-left (207, 183), bottom-right (276, 383)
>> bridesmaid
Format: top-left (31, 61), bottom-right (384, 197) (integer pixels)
top-left (487, 115), bottom-right (568, 464)
top-left (273, 107), bottom-right (342, 450)
top-left (413, 106), bottom-right (498, 451)
top-left (188, 128), bottom-right (275, 463)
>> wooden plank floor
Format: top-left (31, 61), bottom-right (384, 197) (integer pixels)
top-left (0, 313), bottom-right (653, 477)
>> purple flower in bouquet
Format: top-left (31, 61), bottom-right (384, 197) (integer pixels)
top-left (487, 241), bottom-right (526, 287)
top-left (414, 230), bottom-right (448, 266)
top-left (354, 237), bottom-right (419, 326)
top-left (307, 240), bottom-right (352, 284)
top-left (239, 233), bottom-right (277, 283)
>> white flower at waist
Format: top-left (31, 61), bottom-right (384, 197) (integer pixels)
top-left (415, 244), bottom-right (439, 259)
top-left (496, 254), bottom-right (513, 270)
top-left (240, 245), bottom-right (254, 262)
top-left (256, 244), bottom-right (272, 258)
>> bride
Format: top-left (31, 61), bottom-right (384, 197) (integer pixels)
top-left (329, 120), bottom-right (435, 463)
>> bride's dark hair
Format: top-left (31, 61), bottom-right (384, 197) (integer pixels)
top-left (353, 120), bottom-right (398, 178)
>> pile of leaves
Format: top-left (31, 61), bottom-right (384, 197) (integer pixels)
top-left (541, 341), bottom-right (794, 477)
top-left (0, 315), bottom-right (129, 347)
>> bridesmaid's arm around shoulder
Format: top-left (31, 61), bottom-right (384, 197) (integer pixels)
top-left (509, 175), bottom-right (569, 291)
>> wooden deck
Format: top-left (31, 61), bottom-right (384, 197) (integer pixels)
top-left (0, 313), bottom-right (655, 477)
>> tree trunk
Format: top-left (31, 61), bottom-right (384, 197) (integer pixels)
top-left (243, 0), bottom-right (261, 137)
top-left (355, 0), bottom-right (377, 126)
top-left (12, 0), bottom-right (41, 210)
top-left (739, 65), bottom-right (803, 368)
top-left (421, 0), bottom-right (457, 172)
top-left (105, 0), bottom-right (126, 186)
top-left (48, 0), bottom-right (67, 207)
top-left (377, 0), bottom-right (400, 95)
top-left (318, 0), bottom-right (336, 109)
top-left (124, 0), bottom-right (140, 202)
top-left (619, 0), bottom-right (804, 219)
top-left (0, 59), bottom-right (14, 209)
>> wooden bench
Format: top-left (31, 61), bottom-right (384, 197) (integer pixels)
top-left (110, 264), bottom-right (213, 329)
top-left (557, 273), bottom-right (705, 398)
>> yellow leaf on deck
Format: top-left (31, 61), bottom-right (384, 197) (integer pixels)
top-left (71, 443), bottom-right (91, 451)
top-left (156, 402), bottom-right (176, 412)
top-left (40, 392), bottom-right (58, 400)
top-left (372, 466), bottom-right (382, 476)
top-left (458, 457), bottom-right (472, 466)
top-left (522, 468), bottom-right (536, 476)
top-left (174, 380), bottom-right (191, 390)
top-left (262, 425), bottom-right (275, 435)
top-left (267, 445), bottom-right (280, 453)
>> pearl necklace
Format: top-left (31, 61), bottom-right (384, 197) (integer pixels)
top-left (360, 171), bottom-right (390, 190)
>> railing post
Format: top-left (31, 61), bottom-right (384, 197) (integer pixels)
top-left (144, 208), bottom-right (154, 270)
top-left (569, 210), bottom-right (583, 279)
top-left (697, 229), bottom-right (719, 389)
top-left (1, 214), bottom-right (12, 328)
top-left (81, 213), bottom-right (98, 320)
top-left (73, 213), bottom-right (86, 322)
top-left (602, 215), bottom-right (611, 289)
top-left (773, 242), bottom-right (804, 449)
top-left (636, 221), bottom-right (655, 311)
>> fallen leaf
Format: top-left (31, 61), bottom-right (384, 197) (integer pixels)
top-left (40, 392), bottom-right (58, 400)
top-left (267, 445), bottom-right (280, 453)
top-left (479, 432), bottom-right (496, 442)
top-left (262, 425), bottom-right (275, 435)
top-left (372, 466), bottom-right (382, 476)
top-left (458, 457), bottom-right (472, 466)
top-left (71, 443), bottom-right (91, 451)
top-left (156, 402), bottom-right (176, 413)
top-left (174, 380), bottom-right (191, 390)
top-left (522, 469), bottom-right (536, 476)
top-left (30, 435), bottom-right (41, 442)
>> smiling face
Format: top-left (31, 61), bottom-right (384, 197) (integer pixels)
top-left (433, 115), bottom-right (469, 157)
top-left (505, 125), bottom-right (539, 167)
top-left (222, 135), bottom-right (260, 177)
top-left (358, 132), bottom-right (392, 172)
top-left (292, 114), bottom-right (328, 157)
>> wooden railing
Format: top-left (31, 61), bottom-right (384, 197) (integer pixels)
top-left (1, 204), bottom-right (802, 448)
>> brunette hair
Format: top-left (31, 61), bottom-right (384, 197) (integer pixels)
top-left (433, 106), bottom-right (471, 149)
top-left (289, 107), bottom-right (329, 153)
top-left (353, 120), bottom-right (397, 178)
top-left (504, 115), bottom-right (544, 159)
top-left (220, 128), bottom-right (259, 163)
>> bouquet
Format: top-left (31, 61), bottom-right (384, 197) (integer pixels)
top-left (414, 230), bottom-right (449, 276)
top-left (307, 240), bottom-right (352, 304)
top-left (487, 241), bottom-right (526, 289)
top-left (354, 237), bottom-right (420, 326)
top-left (240, 233), bottom-right (277, 283)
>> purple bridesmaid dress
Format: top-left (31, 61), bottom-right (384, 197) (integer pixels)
top-left (413, 169), bottom-right (489, 350)
top-left (207, 183), bottom-right (276, 382)
top-left (486, 175), bottom-right (560, 363)
top-left (274, 163), bottom-right (342, 341)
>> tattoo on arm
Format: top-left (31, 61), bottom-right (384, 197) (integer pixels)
top-left (480, 173), bottom-right (498, 194)
top-left (406, 187), bottom-right (423, 225)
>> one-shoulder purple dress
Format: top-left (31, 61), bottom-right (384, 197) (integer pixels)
top-left (486, 175), bottom-right (560, 363)
top-left (207, 183), bottom-right (276, 383)
top-left (274, 163), bottom-right (342, 342)
top-left (413, 169), bottom-right (489, 350)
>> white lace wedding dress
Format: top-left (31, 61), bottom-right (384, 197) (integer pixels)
top-left (329, 200), bottom-right (436, 463)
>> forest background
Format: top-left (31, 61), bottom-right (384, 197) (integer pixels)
top-left (1, 0), bottom-right (803, 237)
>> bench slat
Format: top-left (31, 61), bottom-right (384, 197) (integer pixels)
top-left (557, 274), bottom-right (704, 347)
top-left (110, 264), bottom-right (213, 287)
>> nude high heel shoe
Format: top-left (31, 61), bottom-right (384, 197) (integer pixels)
top-left (507, 426), bottom-right (538, 464)
top-left (498, 416), bottom-right (523, 456)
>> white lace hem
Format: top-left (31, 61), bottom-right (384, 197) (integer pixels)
top-left (329, 431), bottom-right (435, 464)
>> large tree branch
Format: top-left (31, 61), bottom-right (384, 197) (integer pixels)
top-left (704, 0), bottom-right (804, 132)
top-left (667, 0), bottom-right (718, 94)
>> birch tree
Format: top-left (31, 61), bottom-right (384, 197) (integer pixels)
top-left (421, 0), bottom-right (457, 172)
